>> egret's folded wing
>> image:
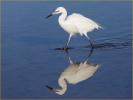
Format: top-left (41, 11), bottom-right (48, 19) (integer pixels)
top-left (67, 13), bottom-right (102, 35)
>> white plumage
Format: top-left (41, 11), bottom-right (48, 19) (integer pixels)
top-left (61, 60), bottom-right (100, 85)
top-left (46, 7), bottom-right (103, 49)
top-left (66, 13), bottom-right (102, 36)
top-left (46, 58), bottom-right (100, 95)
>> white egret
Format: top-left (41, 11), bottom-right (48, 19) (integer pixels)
top-left (46, 58), bottom-right (100, 95)
top-left (46, 7), bottom-right (103, 50)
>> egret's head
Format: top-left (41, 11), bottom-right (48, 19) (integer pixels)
top-left (46, 85), bottom-right (66, 95)
top-left (54, 7), bottom-right (66, 14)
top-left (46, 7), bottom-right (66, 19)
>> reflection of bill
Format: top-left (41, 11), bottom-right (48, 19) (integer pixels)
top-left (46, 58), bottom-right (100, 95)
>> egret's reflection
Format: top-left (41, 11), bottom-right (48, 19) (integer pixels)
top-left (46, 56), bottom-right (100, 95)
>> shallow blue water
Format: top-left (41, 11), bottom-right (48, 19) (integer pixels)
top-left (1, 1), bottom-right (132, 99)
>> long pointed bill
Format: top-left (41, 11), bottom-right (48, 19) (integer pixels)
top-left (46, 85), bottom-right (60, 93)
top-left (46, 13), bottom-right (53, 19)
top-left (46, 85), bottom-right (54, 91)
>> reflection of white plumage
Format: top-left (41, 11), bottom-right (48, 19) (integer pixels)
top-left (46, 58), bottom-right (100, 95)
top-left (46, 7), bottom-right (102, 49)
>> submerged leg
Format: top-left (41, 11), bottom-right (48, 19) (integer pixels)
top-left (84, 33), bottom-right (94, 48)
top-left (60, 34), bottom-right (72, 51)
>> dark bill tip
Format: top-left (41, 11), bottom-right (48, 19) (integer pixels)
top-left (45, 13), bottom-right (53, 19)
top-left (46, 85), bottom-right (54, 91)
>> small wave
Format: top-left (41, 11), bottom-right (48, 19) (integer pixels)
top-left (85, 33), bottom-right (132, 49)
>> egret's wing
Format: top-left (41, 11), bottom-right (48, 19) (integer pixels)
top-left (67, 13), bottom-right (102, 35)
top-left (75, 63), bottom-right (100, 74)
top-left (76, 62), bottom-right (88, 73)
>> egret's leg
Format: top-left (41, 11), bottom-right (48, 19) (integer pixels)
top-left (65, 34), bottom-right (72, 48)
top-left (84, 33), bottom-right (93, 48)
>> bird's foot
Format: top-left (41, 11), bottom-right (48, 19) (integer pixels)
top-left (63, 46), bottom-right (69, 51)
top-left (54, 46), bottom-right (72, 52)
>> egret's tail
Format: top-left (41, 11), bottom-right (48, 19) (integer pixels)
top-left (97, 24), bottom-right (104, 30)
top-left (96, 64), bottom-right (102, 68)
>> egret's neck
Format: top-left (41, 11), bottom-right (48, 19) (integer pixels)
top-left (57, 77), bottom-right (67, 95)
top-left (58, 11), bottom-right (67, 25)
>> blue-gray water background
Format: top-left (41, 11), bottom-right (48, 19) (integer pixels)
top-left (1, 1), bottom-right (132, 99)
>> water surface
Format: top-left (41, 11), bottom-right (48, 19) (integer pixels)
top-left (1, 1), bottom-right (132, 99)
